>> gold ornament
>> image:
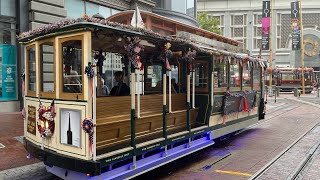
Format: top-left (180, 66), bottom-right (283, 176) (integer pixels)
top-left (304, 38), bottom-right (318, 57)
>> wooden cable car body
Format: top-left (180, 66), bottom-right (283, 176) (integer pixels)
top-left (266, 68), bottom-right (314, 93)
top-left (19, 18), bottom-right (266, 179)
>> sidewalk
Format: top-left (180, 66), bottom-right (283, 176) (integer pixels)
top-left (0, 112), bottom-right (39, 171)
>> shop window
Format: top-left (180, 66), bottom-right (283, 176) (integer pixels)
top-left (229, 60), bottom-right (240, 88)
top-left (213, 61), bottom-right (227, 88)
top-left (27, 46), bottom-right (36, 96)
top-left (242, 62), bottom-right (252, 88)
top-left (253, 67), bottom-right (261, 89)
top-left (39, 41), bottom-right (55, 97)
top-left (60, 36), bottom-right (83, 100)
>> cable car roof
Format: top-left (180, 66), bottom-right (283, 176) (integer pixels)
top-left (18, 17), bottom-right (265, 63)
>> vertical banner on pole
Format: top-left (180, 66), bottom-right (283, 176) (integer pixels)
top-left (262, 1), bottom-right (271, 50)
top-left (291, 1), bottom-right (301, 50)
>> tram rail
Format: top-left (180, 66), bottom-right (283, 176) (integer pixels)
top-left (249, 121), bottom-right (320, 180)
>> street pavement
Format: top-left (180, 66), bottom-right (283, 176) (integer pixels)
top-left (0, 93), bottom-right (320, 180)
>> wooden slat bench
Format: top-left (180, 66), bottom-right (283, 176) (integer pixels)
top-left (96, 93), bottom-right (198, 154)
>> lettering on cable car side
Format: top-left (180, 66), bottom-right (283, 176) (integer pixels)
top-left (27, 105), bottom-right (36, 135)
top-left (103, 151), bottom-right (132, 165)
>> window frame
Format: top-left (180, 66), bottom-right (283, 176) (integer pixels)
top-left (213, 58), bottom-right (228, 92)
top-left (25, 44), bottom-right (37, 97)
top-left (228, 59), bottom-right (241, 92)
top-left (242, 62), bottom-right (253, 90)
top-left (253, 66), bottom-right (262, 90)
top-left (193, 60), bottom-right (209, 93)
top-left (38, 38), bottom-right (56, 98)
top-left (58, 34), bottom-right (84, 100)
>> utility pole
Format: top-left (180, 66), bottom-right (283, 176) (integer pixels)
top-left (299, 0), bottom-right (305, 94)
top-left (269, 0), bottom-right (273, 88)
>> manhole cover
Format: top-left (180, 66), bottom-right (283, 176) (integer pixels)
top-left (0, 143), bottom-right (5, 149)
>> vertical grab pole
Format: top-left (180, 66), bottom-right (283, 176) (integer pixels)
top-left (192, 70), bottom-right (195, 109)
top-left (187, 67), bottom-right (191, 147)
top-left (211, 72), bottom-right (214, 107)
top-left (169, 70), bottom-right (172, 113)
top-left (163, 70), bottom-right (168, 156)
top-left (130, 70), bottom-right (136, 168)
top-left (136, 69), bottom-right (140, 118)
top-left (93, 66), bottom-right (97, 161)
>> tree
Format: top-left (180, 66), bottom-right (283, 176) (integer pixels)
top-left (197, 12), bottom-right (221, 35)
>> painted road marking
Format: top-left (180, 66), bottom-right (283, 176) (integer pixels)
top-left (0, 143), bottom-right (5, 149)
top-left (215, 170), bottom-right (252, 177)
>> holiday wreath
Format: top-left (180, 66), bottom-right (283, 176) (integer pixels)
top-left (37, 100), bottom-right (56, 138)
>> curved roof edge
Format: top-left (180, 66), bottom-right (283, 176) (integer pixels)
top-left (106, 10), bottom-right (240, 46)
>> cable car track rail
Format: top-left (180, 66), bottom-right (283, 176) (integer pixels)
top-left (249, 122), bottom-right (320, 180)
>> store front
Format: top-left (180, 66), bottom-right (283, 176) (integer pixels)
top-left (0, 1), bottom-right (19, 112)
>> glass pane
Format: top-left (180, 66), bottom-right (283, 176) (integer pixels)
top-left (28, 47), bottom-right (36, 91)
top-left (145, 65), bottom-right (162, 92)
top-left (171, 65), bottom-right (179, 93)
top-left (1, 0), bottom-right (16, 17)
top-left (99, 6), bottom-right (111, 19)
top-left (0, 30), bottom-right (12, 45)
top-left (171, 0), bottom-right (186, 14)
top-left (242, 63), bottom-right (251, 87)
top-left (230, 60), bottom-right (240, 87)
top-left (65, 0), bottom-right (84, 18)
top-left (86, 2), bottom-right (99, 17)
top-left (214, 61), bottom-right (227, 88)
top-left (111, 9), bottom-right (120, 15)
top-left (253, 67), bottom-right (260, 88)
top-left (186, 0), bottom-right (195, 17)
top-left (40, 42), bottom-right (54, 93)
top-left (62, 40), bottom-right (82, 93)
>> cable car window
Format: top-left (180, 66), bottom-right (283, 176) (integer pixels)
top-left (194, 62), bottom-right (207, 88)
top-left (242, 62), bottom-right (252, 88)
top-left (171, 65), bottom-right (179, 93)
top-left (27, 46), bottom-right (36, 94)
top-left (40, 42), bottom-right (55, 95)
top-left (145, 65), bottom-right (162, 93)
top-left (253, 66), bottom-right (260, 89)
top-left (229, 60), bottom-right (240, 88)
top-left (62, 40), bottom-right (82, 94)
top-left (213, 60), bottom-right (227, 88)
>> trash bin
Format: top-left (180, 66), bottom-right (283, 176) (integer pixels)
top-left (294, 88), bottom-right (298, 97)
top-left (276, 87), bottom-right (280, 97)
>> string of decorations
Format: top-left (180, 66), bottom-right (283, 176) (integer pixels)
top-left (18, 16), bottom-right (264, 64)
top-left (85, 62), bottom-right (95, 96)
top-left (124, 36), bottom-right (144, 69)
top-left (222, 91), bottom-right (257, 124)
top-left (181, 48), bottom-right (197, 70)
top-left (158, 42), bottom-right (173, 71)
top-left (82, 118), bottom-right (94, 157)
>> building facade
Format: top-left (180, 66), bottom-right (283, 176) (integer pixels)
top-left (198, 0), bottom-right (320, 70)
top-left (0, 0), bottom-right (198, 112)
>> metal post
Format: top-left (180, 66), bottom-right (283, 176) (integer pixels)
top-left (299, 0), bottom-right (305, 94)
top-left (163, 71), bottom-right (168, 156)
top-left (93, 66), bottom-right (97, 161)
top-left (317, 88), bottom-right (319, 98)
top-left (192, 70), bottom-right (195, 109)
top-left (168, 71), bottom-right (172, 113)
top-left (130, 71), bottom-right (136, 168)
top-left (269, 0), bottom-right (273, 88)
top-left (136, 69), bottom-right (140, 118)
